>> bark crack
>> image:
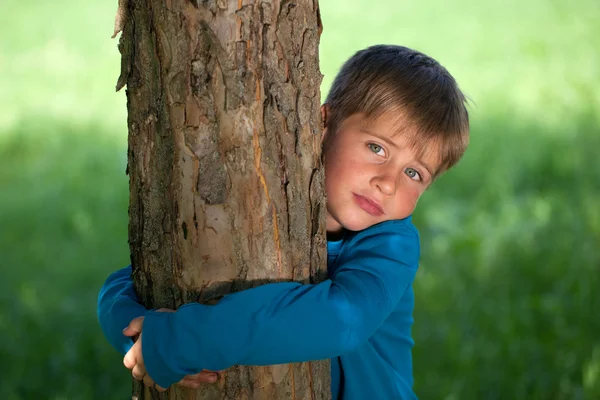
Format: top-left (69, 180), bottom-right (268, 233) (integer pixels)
top-left (252, 127), bottom-right (270, 203)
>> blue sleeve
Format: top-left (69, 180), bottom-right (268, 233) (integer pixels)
top-left (97, 265), bottom-right (147, 355)
top-left (142, 221), bottom-right (420, 388)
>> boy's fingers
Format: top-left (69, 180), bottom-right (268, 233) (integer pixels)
top-left (131, 364), bottom-right (146, 381)
top-left (181, 371), bottom-right (218, 384)
top-left (179, 369), bottom-right (221, 388)
top-left (123, 316), bottom-right (144, 337)
top-left (123, 342), bottom-right (139, 369)
top-left (178, 378), bottom-right (200, 388)
top-left (197, 371), bottom-right (219, 383)
top-left (156, 308), bottom-right (175, 313)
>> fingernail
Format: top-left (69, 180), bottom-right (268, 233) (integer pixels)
top-left (209, 374), bottom-right (217, 383)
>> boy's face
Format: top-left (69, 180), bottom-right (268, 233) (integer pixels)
top-left (323, 110), bottom-right (439, 236)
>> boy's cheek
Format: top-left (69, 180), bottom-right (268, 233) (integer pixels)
top-left (396, 190), bottom-right (421, 216)
top-left (411, 188), bottom-right (424, 205)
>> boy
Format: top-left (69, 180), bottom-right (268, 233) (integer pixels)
top-left (98, 44), bottom-right (469, 399)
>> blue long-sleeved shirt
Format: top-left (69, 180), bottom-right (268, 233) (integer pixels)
top-left (97, 218), bottom-right (419, 399)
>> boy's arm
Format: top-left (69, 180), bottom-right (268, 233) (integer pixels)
top-left (142, 221), bottom-right (419, 388)
top-left (97, 265), bottom-right (147, 355)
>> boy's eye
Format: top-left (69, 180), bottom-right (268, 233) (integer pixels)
top-left (405, 167), bottom-right (422, 181)
top-left (367, 143), bottom-right (385, 156)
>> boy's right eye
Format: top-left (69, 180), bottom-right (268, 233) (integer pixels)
top-left (367, 143), bottom-right (385, 156)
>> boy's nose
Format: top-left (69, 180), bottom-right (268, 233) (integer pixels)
top-left (372, 175), bottom-right (396, 196)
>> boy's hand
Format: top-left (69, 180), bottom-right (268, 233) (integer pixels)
top-left (122, 309), bottom-right (221, 391)
top-left (178, 370), bottom-right (221, 388)
top-left (123, 316), bottom-right (167, 392)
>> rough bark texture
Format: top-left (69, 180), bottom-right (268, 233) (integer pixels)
top-left (119, 0), bottom-right (329, 399)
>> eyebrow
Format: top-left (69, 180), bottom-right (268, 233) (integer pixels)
top-left (360, 128), bottom-right (436, 177)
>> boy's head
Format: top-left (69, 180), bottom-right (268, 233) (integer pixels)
top-left (322, 45), bottom-right (469, 235)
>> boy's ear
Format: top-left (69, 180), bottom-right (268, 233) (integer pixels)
top-left (320, 104), bottom-right (330, 127)
top-left (320, 104), bottom-right (330, 144)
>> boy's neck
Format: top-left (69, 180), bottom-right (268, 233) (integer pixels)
top-left (326, 229), bottom-right (345, 242)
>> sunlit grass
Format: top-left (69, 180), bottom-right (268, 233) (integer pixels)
top-left (0, 0), bottom-right (126, 130)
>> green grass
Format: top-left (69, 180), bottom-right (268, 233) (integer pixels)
top-left (412, 112), bottom-right (600, 399)
top-left (0, 121), bottom-right (131, 398)
top-left (1, 0), bottom-right (599, 398)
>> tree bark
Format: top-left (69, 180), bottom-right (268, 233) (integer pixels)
top-left (119, 0), bottom-right (329, 399)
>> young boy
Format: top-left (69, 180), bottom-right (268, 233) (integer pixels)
top-left (98, 44), bottom-right (469, 399)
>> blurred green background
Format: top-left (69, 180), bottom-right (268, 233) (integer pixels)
top-left (1, 0), bottom-right (599, 398)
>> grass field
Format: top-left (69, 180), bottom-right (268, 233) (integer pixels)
top-left (1, 0), bottom-right (599, 398)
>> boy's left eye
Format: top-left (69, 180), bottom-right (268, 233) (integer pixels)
top-left (367, 143), bottom-right (385, 156)
top-left (405, 167), bottom-right (422, 181)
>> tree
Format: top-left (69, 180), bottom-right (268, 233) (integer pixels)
top-left (116, 0), bottom-right (329, 398)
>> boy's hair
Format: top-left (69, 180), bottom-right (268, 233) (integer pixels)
top-left (325, 45), bottom-right (470, 177)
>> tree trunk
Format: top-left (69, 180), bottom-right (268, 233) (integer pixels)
top-left (118, 0), bottom-right (329, 399)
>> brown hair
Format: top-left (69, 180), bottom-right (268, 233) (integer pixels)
top-left (324, 45), bottom-right (470, 177)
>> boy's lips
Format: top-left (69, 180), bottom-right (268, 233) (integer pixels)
top-left (352, 193), bottom-right (384, 216)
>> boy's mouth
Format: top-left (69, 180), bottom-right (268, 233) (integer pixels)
top-left (352, 193), bottom-right (384, 217)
